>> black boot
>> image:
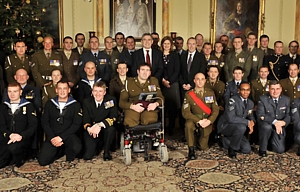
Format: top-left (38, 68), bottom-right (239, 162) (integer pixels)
top-left (188, 147), bottom-right (196, 160)
top-left (103, 151), bottom-right (112, 161)
top-left (228, 147), bottom-right (236, 158)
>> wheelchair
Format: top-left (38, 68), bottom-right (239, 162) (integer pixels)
top-left (120, 97), bottom-right (169, 165)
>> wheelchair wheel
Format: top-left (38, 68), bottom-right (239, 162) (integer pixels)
top-left (124, 149), bottom-right (132, 165)
top-left (120, 132), bottom-right (124, 154)
top-left (160, 145), bottom-right (168, 163)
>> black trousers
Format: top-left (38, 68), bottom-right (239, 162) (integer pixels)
top-left (38, 134), bottom-right (82, 166)
top-left (0, 136), bottom-right (31, 168)
top-left (83, 126), bottom-right (116, 160)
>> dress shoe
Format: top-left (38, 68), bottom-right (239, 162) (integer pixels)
top-left (188, 147), bottom-right (196, 160)
top-left (103, 152), bottom-right (112, 161)
top-left (297, 147), bottom-right (300, 156)
top-left (15, 159), bottom-right (25, 168)
top-left (228, 147), bottom-right (236, 158)
top-left (259, 150), bottom-right (267, 157)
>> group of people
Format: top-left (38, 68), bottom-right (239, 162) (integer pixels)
top-left (0, 30), bottom-right (300, 169)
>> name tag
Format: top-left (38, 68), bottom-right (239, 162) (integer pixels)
top-left (104, 100), bottom-right (114, 109)
top-left (239, 58), bottom-right (245, 63)
top-left (253, 55), bottom-right (257, 62)
top-left (148, 85), bottom-right (156, 92)
top-left (99, 59), bottom-right (107, 64)
top-left (50, 60), bottom-right (60, 66)
top-left (73, 60), bottom-right (78, 66)
top-left (205, 96), bottom-right (214, 103)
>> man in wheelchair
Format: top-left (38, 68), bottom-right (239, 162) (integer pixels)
top-left (119, 63), bottom-right (164, 127)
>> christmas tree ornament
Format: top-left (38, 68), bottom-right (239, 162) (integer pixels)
top-left (35, 17), bottom-right (39, 21)
top-left (26, 0), bottom-right (30, 4)
top-left (36, 30), bottom-right (41, 35)
top-left (6, 19), bottom-right (8, 25)
top-left (5, 3), bottom-right (11, 10)
top-left (15, 29), bottom-right (21, 36)
top-left (37, 36), bottom-right (43, 43)
top-left (42, 8), bottom-right (46, 12)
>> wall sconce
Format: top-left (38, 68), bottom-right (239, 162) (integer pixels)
top-left (170, 32), bottom-right (177, 40)
top-left (89, 31), bottom-right (96, 38)
top-left (84, 0), bottom-right (92, 2)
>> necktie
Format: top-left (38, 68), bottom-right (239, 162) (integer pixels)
top-left (274, 99), bottom-right (278, 108)
top-left (20, 56), bottom-right (24, 63)
top-left (146, 50), bottom-right (151, 65)
top-left (187, 54), bottom-right (192, 73)
top-left (292, 79), bottom-right (296, 86)
top-left (248, 48), bottom-right (251, 52)
top-left (199, 90), bottom-right (203, 98)
top-left (46, 53), bottom-right (50, 58)
top-left (79, 47), bottom-right (83, 54)
top-left (97, 103), bottom-right (101, 108)
top-left (243, 99), bottom-right (247, 108)
top-left (94, 53), bottom-right (97, 58)
top-left (236, 82), bottom-right (240, 88)
top-left (66, 52), bottom-right (71, 59)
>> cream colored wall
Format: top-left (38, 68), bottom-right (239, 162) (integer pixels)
top-left (62, 0), bottom-right (296, 52)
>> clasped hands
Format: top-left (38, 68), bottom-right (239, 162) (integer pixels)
top-left (197, 119), bottom-right (211, 128)
top-left (274, 120), bottom-right (286, 135)
top-left (7, 133), bottom-right (22, 144)
top-left (182, 84), bottom-right (191, 91)
top-left (51, 136), bottom-right (63, 147)
top-left (131, 102), bottom-right (158, 113)
top-left (87, 123), bottom-right (103, 138)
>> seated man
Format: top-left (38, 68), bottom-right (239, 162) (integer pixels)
top-left (0, 82), bottom-right (37, 168)
top-left (217, 82), bottom-right (255, 158)
top-left (119, 63), bottom-right (164, 127)
top-left (291, 97), bottom-right (300, 156)
top-left (42, 69), bottom-right (63, 107)
top-left (82, 81), bottom-right (117, 161)
top-left (256, 80), bottom-right (290, 156)
top-left (182, 73), bottom-right (219, 160)
top-left (76, 61), bottom-right (101, 105)
top-left (38, 80), bottom-right (82, 166)
top-left (223, 66), bottom-right (244, 103)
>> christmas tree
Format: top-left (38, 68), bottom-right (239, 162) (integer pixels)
top-left (0, 0), bottom-right (51, 55)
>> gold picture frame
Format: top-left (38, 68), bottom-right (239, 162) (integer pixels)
top-left (210, 0), bottom-right (265, 45)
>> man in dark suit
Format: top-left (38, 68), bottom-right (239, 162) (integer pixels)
top-left (79, 36), bottom-right (111, 84)
top-left (131, 33), bottom-right (163, 80)
top-left (103, 36), bottom-right (120, 78)
top-left (174, 36), bottom-right (186, 56)
top-left (82, 81), bottom-right (118, 161)
top-left (119, 36), bottom-right (135, 77)
top-left (256, 80), bottom-right (290, 156)
top-left (286, 40), bottom-right (300, 65)
top-left (217, 82), bottom-right (255, 158)
top-left (113, 32), bottom-right (125, 53)
top-left (259, 35), bottom-right (274, 56)
top-left (72, 33), bottom-right (89, 55)
top-left (179, 37), bottom-right (207, 98)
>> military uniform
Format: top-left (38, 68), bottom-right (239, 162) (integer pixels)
top-left (4, 54), bottom-right (33, 84)
top-left (182, 88), bottom-right (219, 150)
top-left (217, 95), bottom-right (255, 153)
top-left (245, 47), bottom-right (264, 82)
top-left (60, 51), bottom-right (80, 86)
top-left (209, 52), bottom-right (226, 82)
top-left (286, 53), bottom-right (300, 65)
top-left (42, 82), bottom-right (56, 107)
top-left (109, 76), bottom-right (129, 108)
top-left (256, 94), bottom-right (290, 153)
top-left (82, 95), bottom-right (118, 160)
top-left (250, 79), bottom-right (270, 105)
top-left (279, 78), bottom-right (300, 103)
top-left (0, 98), bottom-right (37, 168)
top-left (263, 54), bottom-right (289, 80)
top-left (205, 79), bottom-right (225, 108)
top-left (104, 49), bottom-right (120, 79)
top-left (260, 47), bottom-right (274, 56)
top-left (38, 96), bottom-right (82, 166)
top-left (224, 50), bottom-right (251, 82)
top-left (31, 51), bottom-right (63, 89)
top-left (76, 77), bottom-right (101, 105)
top-left (79, 51), bottom-right (111, 84)
top-left (291, 98), bottom-right (300, 148)
top-left (223, 80), bottom-right (240, 103)
top-left (119, 77), bottom-right (164, 127)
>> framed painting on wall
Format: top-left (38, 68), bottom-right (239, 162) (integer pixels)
top-left (109, 0), bottom-right (156, 39)
top-left (210, 0), bottom-right (265, 46)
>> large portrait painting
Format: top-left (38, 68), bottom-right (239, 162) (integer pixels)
top-left (110, 0), bottom-right (156, 39)
top-left (211, 0), bottom-right (265, 46)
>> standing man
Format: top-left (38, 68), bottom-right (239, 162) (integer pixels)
top-left (224, 36), bottom-right (251, 82)
top-left (72, 33), bottom-right (89, 55)
top-left (245, 32), bottom-right (264, 82)
top-left (119, 63), bottom-right (164, 127)
top-left (202, 43), bottom-right (216, 63)
top-left (5, 40), bottom-right (33, 84)
top-left (256, 80), bottom-right (290, 156)
top-left (119, 36), bottom-right (135, 77)
top-left (38, 80), bottom-right (82, 166)
top-left (79, 36), bottom-right (111, 84)
top-left (179, 37), bottom-right (207, 97)
top-left (263, 41), bottom-right (289, 81)
top-left (113, 32), bottom-right (125, 53)
top-left (174, 36), bottom-right (186, 55)
top-left (219, 34), bottom-right (232, 54)
top-left (211, 41), bottom-right (226, 81)
top-left (195, 33), bottom-right (204, 52)
top-left (42, 69), bottom-right (63, 107)
top-left (132, 33), bottom-right (163, 80)
top-left (279, 63), bottom-right (300, 103)
top-left (151, 32), bottom-right (160, 50)
top-left (182, 73), bottom-right (219, 160)
top-left (31, 36), bottom-right (63, 89)
top-left (103, 36), bottom-right (120, 78)
top-left (286, 40), bottom-right (300, 65)
top-left (251, 66), bottom-right (270, 108)
top-left (217, 82), bottom-right (255, 158)
top-left (259, 35), bottom-right (274, 56)
top-left (223, 66), bottom-right (244, 102)
top-left (82, 81), bottom-right (117, 161)
top-left (0, 82), bottom-right (37, 168)
top-left (60, 36), bottom-right (80, 88)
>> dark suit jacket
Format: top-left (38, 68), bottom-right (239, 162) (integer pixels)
top-left (291, 98), bottom-right (300, 131)
top-left (132, 48), bottom-right (164, 80)
top-left (217, 95), bottom-right (255, 133)
top-left (286, 54), bottom-right (300, 65)
top-left (179, 51), bottom-right (207, 88)
top-left (119, 49), bottom-right (134, 77)
top-left (163, 51), bottom-right (180, 84)
top-left (223, 80), bottom-right (240, 103)
top-left (60, 51), bottom-right (80, 85)
top-left (79, 51), bottom-right (111, 84)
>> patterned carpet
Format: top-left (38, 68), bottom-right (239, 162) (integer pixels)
top-left (1, 134), bottom-right (300, 192)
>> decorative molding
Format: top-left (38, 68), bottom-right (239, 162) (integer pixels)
top-left (188, 0), bottom-right (193, 36)
top-left (58, 0), bottom-right (64, 48)
top-left (278, 0), bottom-right (283, 40)
top-left (72, 0), bottom-right (76, 37)
top-left (162, 0), bottom-right (169, 37)
top-left (295, 0), bottom-right (300, 53)
top-left (96, 0), bottom-right (104, 38)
